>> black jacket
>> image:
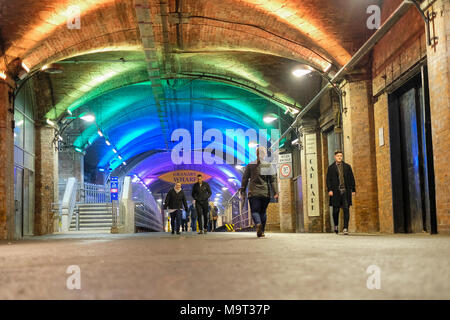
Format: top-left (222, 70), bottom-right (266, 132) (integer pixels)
top-left (326, 161), bottom-right (356, 207)
top-left (191, 182), bottom-right (212, 202)
top-left (163, 188), bottom-right (188, 211)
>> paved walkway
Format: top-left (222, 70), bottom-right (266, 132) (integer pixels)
top-left (1, 232), bottom-right (449, 299)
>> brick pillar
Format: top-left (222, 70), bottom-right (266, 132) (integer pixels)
top-left (59, 150), bottom-right (84, 186)
top-left (425, 0), bottom-right (450, 233)
top-left (278, 177), bottom-right (295, 232)
top-left (341, 80), bottom-right (379, 233)
top-left (0, 81), bottom-right (15, 240)
top-left (299, 119), bottom-right (324, 232)
top-left (35, 125), bottom-right (58, 235)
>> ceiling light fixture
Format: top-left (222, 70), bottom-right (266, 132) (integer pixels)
top-left (80, 114), bottom-right (95, 122)
top-left (292, 68), bottom-right (312, 78)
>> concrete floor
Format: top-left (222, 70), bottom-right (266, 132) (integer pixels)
top-left (0, 231), bottom-right (449, 300)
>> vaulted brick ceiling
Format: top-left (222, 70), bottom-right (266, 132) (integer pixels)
top-left (1, 0), bottom-right (382, 118)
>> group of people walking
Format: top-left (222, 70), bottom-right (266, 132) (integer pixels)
top-left (163, 174), bottom-right (219, 235)
top-left (164, 147), bottom-right (356, 237)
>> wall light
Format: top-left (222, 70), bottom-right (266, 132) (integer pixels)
top-left (263, 114), bottom-right (278, 124)
top-left (292, 68), bottom-right (312, 78)
top-left (80, 114), bottom-right (95, 122)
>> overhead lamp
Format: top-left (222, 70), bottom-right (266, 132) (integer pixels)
top-left (122, 161), bottom-right (127, 166)
top-left (228, 178), bottom-right (237, 182)
top-left (222, 187), bottom-right (228, 191)
top-left (118, 155), bottom-right (122, 160)
top-left (263, 114), bottom-right (278, 124)
top-left (97, 130), bottom-right (103, 137)
top-left (292, 138), bottom-right (299, 146)
top-left (21, 62), bottom-right (30, 73)
top-left (0, 71), bottom-right (6, 80)
top-left (41, 63), bottom-right (63, 74)
top-left (99, 168), bottom-right (105, 172)
top-left (248, 141), bottom-right (258, 148)
top-left (112, 149), bottom-right (117, 153)
top-left (105, 140), bottom-right (111, 146)
top-left (292, 68), bottom-right (312, 78)
top-left (235, 164), bottom-right (244, 170)
top-left (75, 147), bottom-right (83, 153)
top-left (80, 113), bottom-right (95, 122)
top-left (58, 135), bottom-right (63, 141)
top-left (67, 109), bottom-right (73, 116)
top-left (46, 119), bottom-right (56, 127)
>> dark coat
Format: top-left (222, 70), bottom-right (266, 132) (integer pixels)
top-left (163, 188), bottom-right (188, 211)
top-left (192, 182), bottom-right (212, 202)
top-left (326, 161), bottom-right (356, 207)
top-left (188, 204), bottom-right (197, 219)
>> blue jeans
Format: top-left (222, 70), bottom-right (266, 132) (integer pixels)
top-left (190, 216), bottom-right (197, 231)
top-left (249, 197), bottom-right (270, 232)
top-left (170, 210), bottom-right (181, 233)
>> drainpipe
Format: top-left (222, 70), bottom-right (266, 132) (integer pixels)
top-left (270, 0), bottom-right (416, 151)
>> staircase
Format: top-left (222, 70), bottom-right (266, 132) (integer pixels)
top-left (70, 203), bottom-right (113, 231)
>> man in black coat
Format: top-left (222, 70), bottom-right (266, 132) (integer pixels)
top-left (163, 182), bottom-right (189, 235)
top-left (191, 174), bottom-right (212, 234)
top-left (326, 150), bottom-right (356, 235)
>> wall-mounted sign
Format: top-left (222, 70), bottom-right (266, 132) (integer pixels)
top-left (305, 134), bottom-right (320, 217)
top-left (279, 163), bottom-right (292, 179)
top-left (158, 170), bottom-right (212, 184)
top-left (278, 153), bottom-right (292, 164)
top-left (110, 176), bottom-right (119, 201)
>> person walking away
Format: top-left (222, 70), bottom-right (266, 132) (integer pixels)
top-left (208, 202), bottom-right (218, 232)
top-left (163, 182), bottom-right (189, 235)
top-left (192, 174), bottom-right (212, 234)
top-left (189, 201), bottom-right (197, 232)
top-left (326, 150), bottom-right (356, 235)
top-left (181, 208), bottom-right (189, 232)
top-left (240, 146), bottom-right (278, 238)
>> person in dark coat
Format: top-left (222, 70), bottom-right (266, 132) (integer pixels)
top-left (326, 150), bottom-right (356, 235)
top-left (192, 174), bottom-right (212, 234)
top-left (163, 182), bottom-right (189, 235)
top-left (189, 201), bottom-right (197, 232)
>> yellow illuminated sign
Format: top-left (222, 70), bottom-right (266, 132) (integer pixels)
top-left (158, 170), bottom-right (212, 184)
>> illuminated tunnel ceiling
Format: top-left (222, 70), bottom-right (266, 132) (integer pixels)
top-left (70, 77), bottom-right (291, 200)
top-left (0, 0), bottom-right (383, 203)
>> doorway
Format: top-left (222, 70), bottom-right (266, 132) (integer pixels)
top-left (388, 67), bottom-right (437, 234)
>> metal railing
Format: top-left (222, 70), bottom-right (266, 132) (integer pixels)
top-left (134, 202), bottom-right (163, 231)
top-left (227, 191), bottom-right (252, 230)
top-left (81, 182), bottom-right (110, 203)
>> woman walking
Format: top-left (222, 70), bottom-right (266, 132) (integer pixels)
top-left (163, 182), bottom-right (189, 235)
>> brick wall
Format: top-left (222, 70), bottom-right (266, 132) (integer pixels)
top-left (425, 0), bottom-right (450, 234)
top-left (373, 93), bottom-right (394, 233)
top-left (0, 82), bottom-right (15, 240)
top-left (342, 80), bottom-right (380, 233)
top-left (278, 178), bottom-right (295, 232)
top-left (34, 126), bottom-right (58, 235)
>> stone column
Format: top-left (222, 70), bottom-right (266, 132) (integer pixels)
top-left (278, 177), bottom-right (295, 233)
top-left (299, 119), bottom-right (324, 232)
top-left (341, 80), bottom-right (379, 233)
top-left (425, 0), bottom-right (450, 233)
top-left (0, 81), bottom-right (15, 240)
top-left (35, 125), bottom-right (59, 235)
